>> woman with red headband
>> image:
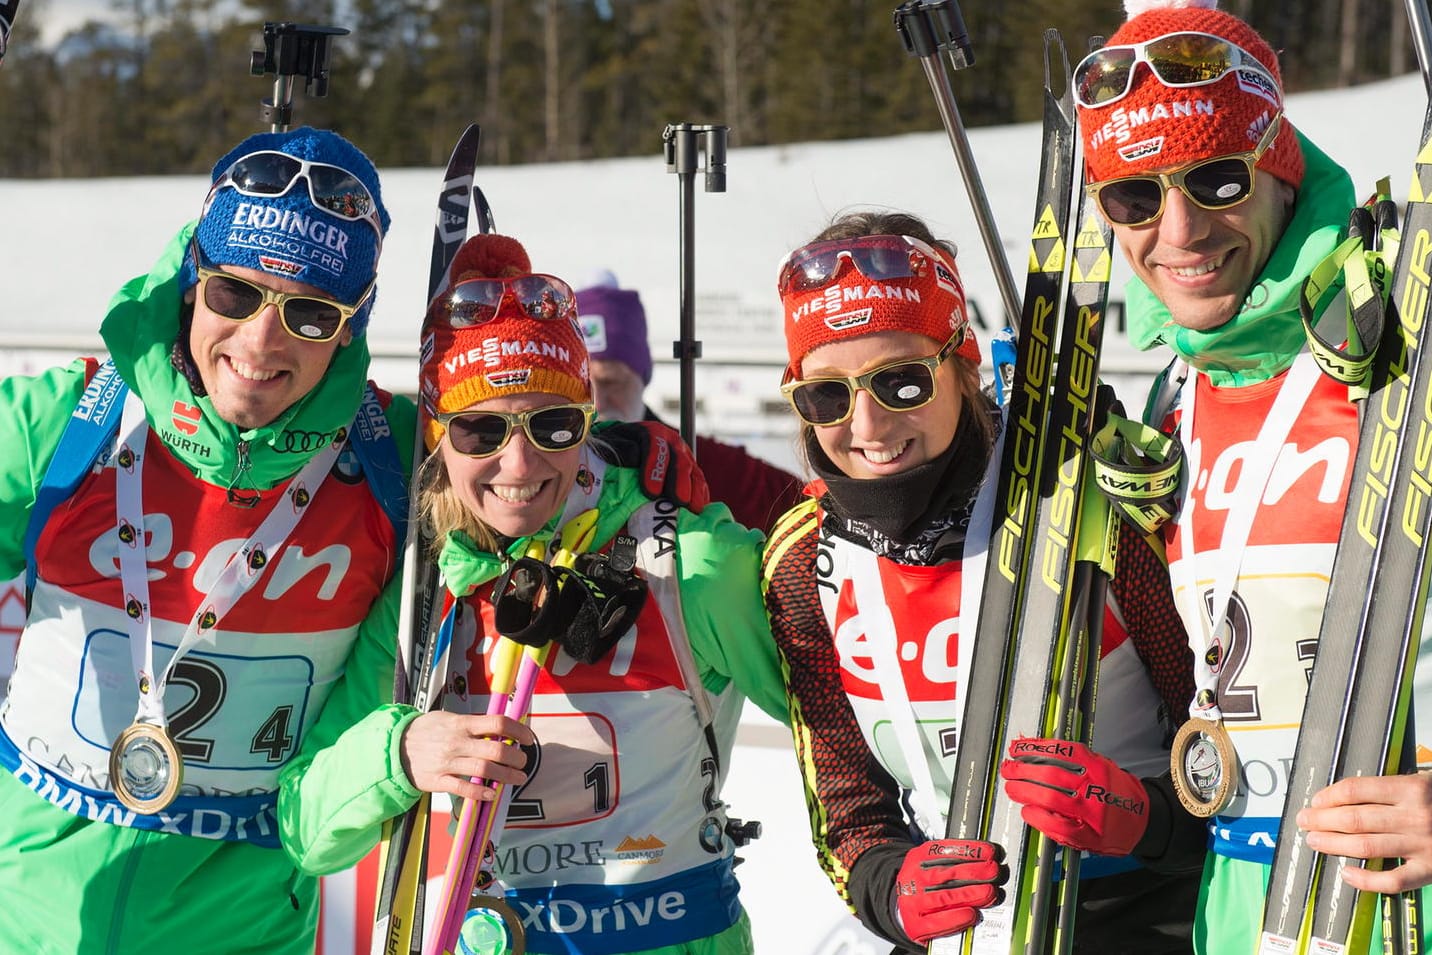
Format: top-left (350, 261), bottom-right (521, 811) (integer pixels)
top-left (280, 232), bottom-right (788, 955)
top-left (760, 210), bottom-right (1203, 952)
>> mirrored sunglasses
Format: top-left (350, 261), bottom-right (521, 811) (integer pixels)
top-left (436, 403), bottom-right (594, 457)
top-left (1086, 113), bottom-right (1281, 227)
top-left (1073, 30), bottom-right (1278, 109)
top-left (207, 150), bottom-right (383, 240)
top-left (777, 234), bottom-right (951, 298)
top-left (428, 274), bottom-right (578, 328)
top-left (781, 333), bottom-right (962, 427)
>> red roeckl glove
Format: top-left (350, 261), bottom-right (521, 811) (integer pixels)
top-left (596, 420), bottom-right (711, 513)
top-left (1000, 738), bottom-right (1149, 856)
top-left (894, 839), bottom-right (1005, 944)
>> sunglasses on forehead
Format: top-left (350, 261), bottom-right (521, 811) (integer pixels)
top-left (436, 403), bottom-right (595, 458)
top-left (206, 150), bottom-right (383, 240)
top-left (191, 240), bottom-right (371, 343)
top-left (777, 234), bottom-right (955, 299)
top-left (1086, 112), bottom-right (1283, 227)
top-left (1073, 31), bottom-right (1278, 109)
top-left (427, 274), bottom-right (578, 329)
top-left (781, 332), bottom-right (962, 427)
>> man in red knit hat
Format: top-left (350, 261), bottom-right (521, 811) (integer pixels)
top-left (1070, 1), bottom-right (1432, 951)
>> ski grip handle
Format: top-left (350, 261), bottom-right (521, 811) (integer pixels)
top-left (491, 557), bottom-right (558, 647)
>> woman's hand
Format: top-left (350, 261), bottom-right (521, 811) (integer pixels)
top-left (1299, 772), bottom-right (1432, 893)
top-left (398, 711), bottom-right (536, 802)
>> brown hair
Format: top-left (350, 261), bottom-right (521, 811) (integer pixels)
top-left (792, 210), bottom-right (995, 462)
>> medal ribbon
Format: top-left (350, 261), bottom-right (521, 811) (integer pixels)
top-left (114, 393), bottom-right (344, 727)
top-left (1170, 352), bottom-right (1319, 721)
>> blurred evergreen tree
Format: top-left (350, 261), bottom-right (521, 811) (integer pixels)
top-left (0, 0), bottom-right (1419, 177)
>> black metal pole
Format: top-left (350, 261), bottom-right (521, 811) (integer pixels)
top-left (895, 0), bottom-right (1022, 329)
top-left (663, 123), bottom-right (727, 452)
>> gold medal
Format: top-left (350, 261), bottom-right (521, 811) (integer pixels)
top-left (1170, 717), bottom-right (1237, 817)
top-left (109, 721), bottom-right (183, 814)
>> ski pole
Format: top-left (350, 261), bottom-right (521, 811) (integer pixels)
top-left (662, 123), bottom-right (727, 450)
top-left (1407, 0), bottom-right (1432, 101)
top-left (428, 511), bottom-right (601, 955)
top-left (894, 0), bottom-right (1022, 330)
top-left (0, 0), bottom-right (20, 68)
top-left (249, 22), bottom-right (348, 132)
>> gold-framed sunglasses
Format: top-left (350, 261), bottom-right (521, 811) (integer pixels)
top-left (1086, 112), bottom-right (1282, 227)
top-left (435, 403), bottom-right (594, 458)
top-left (192, 240), bottom-right (371, 343)
top-left (781, 332), bottom-right (962, 427)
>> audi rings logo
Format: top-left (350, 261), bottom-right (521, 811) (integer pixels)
top-left (272, 430), bottom-right (334, 454)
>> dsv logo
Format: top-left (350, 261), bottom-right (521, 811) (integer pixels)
top-left (272, 430), bottom-right (334, 454)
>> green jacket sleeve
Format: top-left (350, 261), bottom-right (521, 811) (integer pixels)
top-left (277, 570), bottom-right (423, 874)
top-left (0, 362), bottom-right (92, 580)
top-left (676, 502), bottom-right (790, 724)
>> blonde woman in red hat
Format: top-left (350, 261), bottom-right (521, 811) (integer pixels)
top-left (1072, 0), bottom-right (1432, 951)
top-left (281, 232), bottom-right (788, 955)
top-left (761, 210), bottom-right (1202, 952)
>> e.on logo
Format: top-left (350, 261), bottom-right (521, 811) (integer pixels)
top-left (832, 612), bottom-right (959, 703)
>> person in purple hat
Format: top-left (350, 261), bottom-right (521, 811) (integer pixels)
top-left (577, 273), bottom-right (802, 532)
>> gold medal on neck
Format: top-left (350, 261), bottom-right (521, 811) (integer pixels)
top-left (1170, 717), bottom-right (1238, 817)
top-left (109, 721), bottom-right (183, 814)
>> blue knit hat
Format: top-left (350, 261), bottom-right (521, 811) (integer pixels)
top-left (182, 127), bottom-right (390, 337)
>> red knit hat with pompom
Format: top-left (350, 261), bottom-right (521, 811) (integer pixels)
top-left (420, 234), bottom-right (591, 452)
top-left (1077, 0), bottom-right (1303, 189)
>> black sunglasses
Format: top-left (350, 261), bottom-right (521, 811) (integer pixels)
top-left (436, 403), bottom-right (594, 457)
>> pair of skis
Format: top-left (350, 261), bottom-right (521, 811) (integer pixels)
top-left (911, 24), bottom-right (1119, 955)
top-left (371, 123), bottom-right (495, 955)
top-left (1258, 9), bottom-right (1432, 951)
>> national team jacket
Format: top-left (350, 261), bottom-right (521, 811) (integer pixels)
top-left (279, 448), bottom-right (789, 955)
top-left (0, 226), bottom-right (416, 955)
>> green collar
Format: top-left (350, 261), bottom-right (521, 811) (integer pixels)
top-left (1124, 132), bottom-right (1355, 387)
top-left (100, 224), bottom-right (373, 488)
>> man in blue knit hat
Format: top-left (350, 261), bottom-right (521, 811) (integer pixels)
top-left (0, 126), bottom-right (417, 953)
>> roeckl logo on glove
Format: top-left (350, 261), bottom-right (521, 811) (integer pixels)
top-left (926, 842), bottom-right (984, 860)
top-left (1084, 784), bottom-right (1145, 815)
top-left (646, 436), bottom-right (670, 487)
top-left (1011, 739), bottom-right (1075, 759)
